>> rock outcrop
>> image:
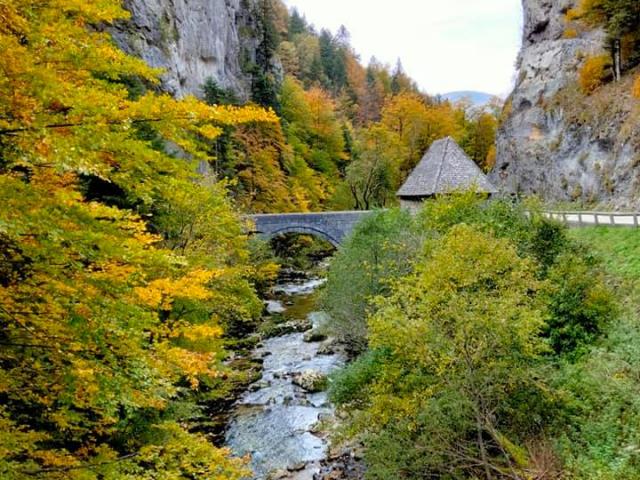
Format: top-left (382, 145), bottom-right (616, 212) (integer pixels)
top-left (491, 0), bottom-right (640, 208)
top-left (112, 0), bottom-right (259, 99)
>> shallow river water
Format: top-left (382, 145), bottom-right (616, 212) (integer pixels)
top-left (226, 278), bottom-right (346, 479)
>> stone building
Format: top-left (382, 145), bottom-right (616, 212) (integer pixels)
top-left (396, 136), bottom-right (497, 211)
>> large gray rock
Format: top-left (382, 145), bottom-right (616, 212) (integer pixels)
top-left (112, 0), bottom-right (259, 99)
top-left (491, 0), bottom-right (640, 209)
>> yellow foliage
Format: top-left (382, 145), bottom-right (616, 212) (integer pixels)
top-left (135, 269), bottom-right (221, 310)
top-left (485, 145), bottom-right (497, 171)
top-left (579, 55), bottom-right (611, 94)
top-left (381, 92), bottom-right (462, 172)
top-left (157, 345), bottom-right (219, 389)
top-left (633, 76), bottom-right (640, 98)
top-left (564, 28), bottom-right (579, 39)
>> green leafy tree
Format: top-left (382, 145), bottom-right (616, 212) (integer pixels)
top-left (320, 209), bottom-right (421, 353)
top-left (346, 125), bottom-right (405, 209)
top-left (359, 225), bottom-right (552, 479)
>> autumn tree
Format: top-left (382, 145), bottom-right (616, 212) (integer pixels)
top-left (381, 92), bottom-right (461, 174)
top-left (0, 1), bottom-right (277, 478)
top-left (280, 76), bottom-right (347, 180)
top-left (460, 111), bottom-right (499, 170)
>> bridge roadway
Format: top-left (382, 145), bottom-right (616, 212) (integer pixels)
top-left (247, 209), bottom-right (640, 247)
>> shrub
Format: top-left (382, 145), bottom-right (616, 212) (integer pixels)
top-left (555, 316), bottom-right (640, 479)
top-left (544, 252), bottom-right (617, 355)
top-left (417, 193), bottom-right (570, 272)
top-left (320, 209), bottom-right (422, 354)
top-left (328, 348), bottom-right (389, 407)
top-left (564, 28), bottom-right (579, 39)
top-left (578, 55), bottom-right (612, 94)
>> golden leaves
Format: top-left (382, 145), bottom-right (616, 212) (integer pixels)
top-left (579, 55), bottom-right (612, 94)
top-left (135, 268), bottom-right (221, 310)
top-left (633, 75), bottom-right (640, 98)
top-left (157, 346), bottom-right (218, 389)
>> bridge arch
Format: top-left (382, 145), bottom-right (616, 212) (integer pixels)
top-left (258, 225), bottom-right (341, 248)
top-left (248, 211), bottom-right (373, 247)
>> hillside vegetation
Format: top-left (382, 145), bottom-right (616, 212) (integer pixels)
top-left (324, 195), bottom-right (640, 479)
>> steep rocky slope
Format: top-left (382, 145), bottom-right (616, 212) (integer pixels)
top-left (112, 0), bottom-right (259, 99)
top-left (491, 0), bottom-right (640, 208)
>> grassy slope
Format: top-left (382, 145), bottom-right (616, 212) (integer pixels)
top-left (570, 227), bottom-right (640, 281)
top-left (569, 226), bottom-right (639, 325)
top-left (563, 227), bottom-right (640, 477)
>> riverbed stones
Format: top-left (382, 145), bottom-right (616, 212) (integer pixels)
top-left (316, 340), bottom-right (337, 355)
top-left (287, 461), bottom-right (307, 472)
top-left (292, 370), bottom-right (328, 393)
top-left (266, 300), bottom-right (286, 314)
top-left (249, 380), bottom-right (271, 392)
top-left (303, 330), bottom-right (327, 343)
top-left (316, 448), bottom-right (366, 480)
top-left (264, 318), bottom-right (313, 338)
top-left (227, 277), bottom-right (347, 478)
top-left (267, 469), bottom-right (290, 480)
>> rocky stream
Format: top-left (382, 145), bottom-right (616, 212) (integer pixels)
top-left (225, 274), bottom-right (364, 480)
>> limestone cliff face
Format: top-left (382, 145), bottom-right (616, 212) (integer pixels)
top-left (112, 0), bottom-right (258, 99)
top-left (491, 0), bottom-right (640, 208)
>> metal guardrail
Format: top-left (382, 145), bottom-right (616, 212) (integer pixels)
top-left (542, 211), bottom-right (640, 228)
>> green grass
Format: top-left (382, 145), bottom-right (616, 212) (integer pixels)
top-left (561, 227), bottom-right (640, 478)
top-left (570, 227), bottom-right (640, 282)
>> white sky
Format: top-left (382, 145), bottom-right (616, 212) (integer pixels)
top-left (282, 0), bottom-right (523, 97)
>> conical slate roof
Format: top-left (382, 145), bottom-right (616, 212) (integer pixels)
top-left (396, 137), bottom-right (497, 198)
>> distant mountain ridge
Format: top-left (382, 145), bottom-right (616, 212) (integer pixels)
top-left (441, 91), bottom-right (493, 105)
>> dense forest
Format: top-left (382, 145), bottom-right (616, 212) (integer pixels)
top-left (204, 0), bottom-right (500, 212)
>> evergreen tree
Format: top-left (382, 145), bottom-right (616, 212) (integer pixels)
top-left (319, 29), bottom-right (347, 93)
top-left (251, 71), bottom-right (281, 113)
top-left (391, 59), bottom-right (414, 94)
top-left (202, 77), bottom-right (237, 105)
top-left (255, 0), bottom-right (280, 72)
top-left (288, 7), bottom-right (308, 38)
top-left (248, 0), bottom-right (281, 110)
top-left (335, 25), bottom-right (351, 48)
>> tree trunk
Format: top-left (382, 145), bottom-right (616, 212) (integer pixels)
top-left (614, 39), bottom-right (622, 82)
top-left (477, 416), bottom-right (493, 480)
top-left (350, 184), bottom-right (361, 210)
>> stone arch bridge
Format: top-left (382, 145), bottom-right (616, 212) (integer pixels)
top-left (247, 211), bottom-right (373, 247)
